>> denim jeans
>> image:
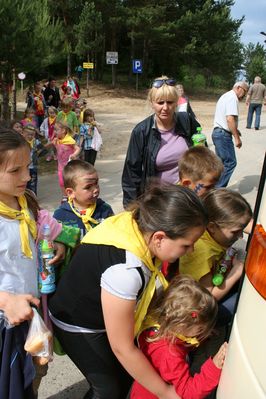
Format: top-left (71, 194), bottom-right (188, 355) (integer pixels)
top-left (212, 128), bottom-right (236, 187)
top-left (247, 103), bottom-right (262, 129)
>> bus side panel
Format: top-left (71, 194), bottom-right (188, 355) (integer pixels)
top-left (217, 276), bottom-right (266, 398)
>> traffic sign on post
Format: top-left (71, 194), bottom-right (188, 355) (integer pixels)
top-left (106, 52), bottom-right (118, 64)
top-left (83, 62), bottom-right (94, 69)
top-left (132, 59), bottom-right (142, 74)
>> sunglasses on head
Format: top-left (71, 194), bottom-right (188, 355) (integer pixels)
top-left (152, 78), bottom-right (176, 88)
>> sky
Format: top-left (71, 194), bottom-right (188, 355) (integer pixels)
top-left (231, 0), bottom-right (266, 45)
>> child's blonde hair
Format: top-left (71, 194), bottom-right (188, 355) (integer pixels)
top-left (148, 76), bottom-right (178, 103)
top-left (48, 106), bottom-right (58, 116)
top-left (179, 147), bottom-right (224, 182)
top-left (147, 275), bottom-right (217, 346)
top-left (202, 189), bottom-right (252, 229)
top-left (55, 120), bottom-right (73, 136)
top-left (61, 97), bottom-right (73, 109)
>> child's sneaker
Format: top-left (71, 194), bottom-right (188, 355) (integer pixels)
top-left (53, 154), bottom-right (57, 161)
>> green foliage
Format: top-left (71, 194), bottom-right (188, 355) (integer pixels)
top-left (0, 0), bottom-right (247, 89)
top-left (0, 0), bottom-right (63, 75)
top-left (243, 43), bottom-right (266, 83)
top-left (74, 2), bottom-right (104, 58)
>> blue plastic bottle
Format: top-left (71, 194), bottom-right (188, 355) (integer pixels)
top-left (39, 224), bottom-right (56, 294)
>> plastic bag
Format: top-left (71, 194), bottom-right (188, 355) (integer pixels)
top-left (24, 308), bottom-right (53, 365)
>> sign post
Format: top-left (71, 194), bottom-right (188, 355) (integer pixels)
top-left (18, 72), bottom-right (26, 96)
top-left (83, 62), bottom-right (94, 97)
top-left (106, 52), bottom-right (118, 88)
top-left (132, 60), bottom-right (142, 92)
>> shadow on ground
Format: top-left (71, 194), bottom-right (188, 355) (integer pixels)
top-left (47, 380), bottom-right (88, 399)
top-left (230, 175), bottom-right (260, 195)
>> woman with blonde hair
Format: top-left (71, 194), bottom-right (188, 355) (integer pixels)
top-left (122, 76), bottom-right (191, 208)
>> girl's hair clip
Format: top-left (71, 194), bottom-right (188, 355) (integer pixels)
top-left (191, 311), bottom-right (198, 318)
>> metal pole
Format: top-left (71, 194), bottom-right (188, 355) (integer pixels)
top-left (86, 68), bottom-right (89, 97)
top-left (136, 73), bottom-right (138, 93)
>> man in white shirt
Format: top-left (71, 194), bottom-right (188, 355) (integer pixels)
top-left (212, 81), bottom-right (249, 187)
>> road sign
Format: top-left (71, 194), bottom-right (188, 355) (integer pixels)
top-left (132, 60), bottom-right (142, 74)
top-left (83, 62), bottom-right (94, 69)
top-left (106, 52), bottom-right (118, 64)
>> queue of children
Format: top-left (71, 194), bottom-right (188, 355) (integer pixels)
top-left (1, 76), bottom-right (255, 399)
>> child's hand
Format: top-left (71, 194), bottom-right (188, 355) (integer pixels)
top-left (48, 242), bottom-right (66, 265)
top-left (3, 293), bottom-right (40, 325)
top-left (213, 342), bottom-right (228, 369)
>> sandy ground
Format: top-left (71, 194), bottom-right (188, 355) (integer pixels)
top-left (15, 82), bottom-right (265, 399)
top-left (78, 83), bottom-right (218, 160)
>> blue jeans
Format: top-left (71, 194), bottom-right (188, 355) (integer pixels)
top-left (247, 103), bottom-right (262, 129)
top-left (212, 128), bottom-right (236, 187)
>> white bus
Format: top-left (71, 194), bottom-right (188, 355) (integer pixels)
top-left (217, 153), bottom-right (266, 398)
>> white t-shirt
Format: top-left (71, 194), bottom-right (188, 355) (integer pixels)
top-left (213, 89), bottom-right (239, 131)
top-left (0, 216), bottom-right (39, 298)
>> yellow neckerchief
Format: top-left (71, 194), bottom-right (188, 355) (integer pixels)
top-left (57, 133), bottom-right (76, 145)
top-left (48, 116), bottom-right (56, 125)
top-left (25, 117), bottom-right (33, 123)
top-left (81, 211), bottom-right (168, 336)
top-left (68, 199), bottom-right (98, 231)
top-left (0, 195), bottom-right (37, 258)
top-left (60, 111), bottom-right (70, 122)
top-left (27, 139), bottom-right (34, 148)
top-left (139, 314), bottom-right (199, 347)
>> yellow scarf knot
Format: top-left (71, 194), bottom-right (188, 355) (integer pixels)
top-left (57, 133), bottom-right (76, 145)
top-left (0, 196), bottom-right (37, 258)
top-left (139, 315), bottom-right (199, 347)
top-left (68, 199), bottom-right (98, 231)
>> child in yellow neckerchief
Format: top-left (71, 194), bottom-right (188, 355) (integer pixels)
top-left (53, 159), bottom-right (113, 239)
top-left (0, 129), bottom-right (70, 398)
top-left (131, 275), bottom-right (227, 399)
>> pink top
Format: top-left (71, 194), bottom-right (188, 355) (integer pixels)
top-left (37, 209), bottom-right (62, 243)
top-left (156, 129), bottom-right (188, 184)
top-left (55, 143), bottom-right (76, 172)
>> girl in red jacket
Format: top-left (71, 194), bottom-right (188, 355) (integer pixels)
top-left (131, 275), bottom-right (227, 399)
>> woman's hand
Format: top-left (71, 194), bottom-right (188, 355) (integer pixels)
top-left (0, 292), bottom-right (40, 325)
top-left (213, 342), bottom-right (228, 369)
top-left (49, 242), bottom-right (65, 265)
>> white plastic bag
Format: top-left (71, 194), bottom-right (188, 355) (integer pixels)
top-left (24, 308), bottom-right (53, 365)
top-left (91, 127), bottom-right (103, 151)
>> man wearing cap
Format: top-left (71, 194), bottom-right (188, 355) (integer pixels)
top-left (212, 81), bottom-right (249, 187)
top-left (246, 76), bottom-right (266, 131)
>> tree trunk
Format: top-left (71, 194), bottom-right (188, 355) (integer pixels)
top-left (0, 72), bottom-right (10, 121)
top-left (11, 68), bottom-right (16, 120)
top-left (143, 38), bottom-right (149, 80)
top-left (67, 53), bottom-right (71, 76)
top-left (128, 30), bottom-right (135, 84)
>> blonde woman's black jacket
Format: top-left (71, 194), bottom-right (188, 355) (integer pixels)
top-left (122, 113), bottom-right (192, 208)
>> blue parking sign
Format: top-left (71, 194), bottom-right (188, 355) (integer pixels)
top-left (133, 59), bottom-right (142, 74)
